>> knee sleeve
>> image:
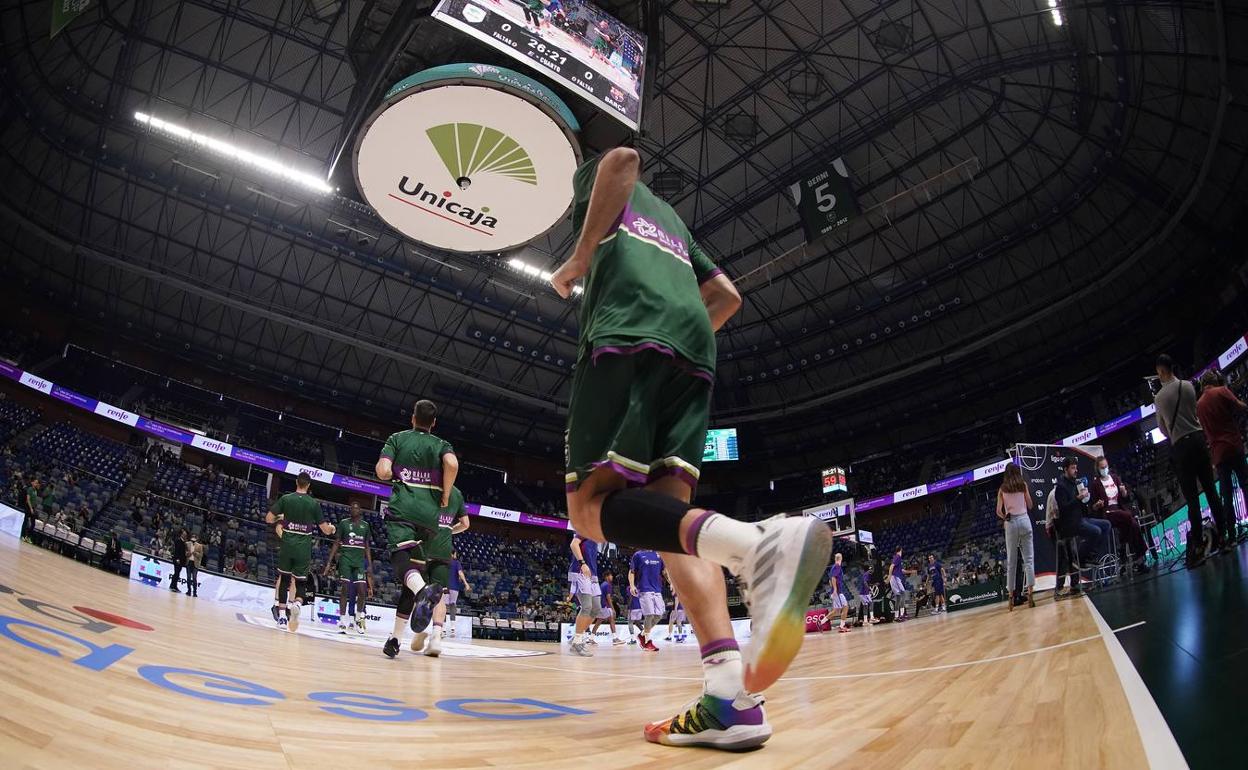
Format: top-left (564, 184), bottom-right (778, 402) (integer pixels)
top-left (397, 586), bottom-right (416, 617)
top-left (294, 577), bottom-right (307, 603)
top-left (600, 488), bottom-right (692, 554)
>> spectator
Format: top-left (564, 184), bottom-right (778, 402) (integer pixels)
top-left (186, 534), bottom-right (202, 597)
top-left (1155, 354), bottom-right (1225, 565)
top-left (995, 462), bottom-right (1035, 610)
top-left (103, 530), bottom-right (123, 574)
top-left (232, 554), bottom-right (248, 576)
top-left (1197, 369), bottom-right (1248, 550)
top-left (170, 529), bottom-right (188, 593)
top-left (1053, 456), bottom-right (1110, 594)
top-left (1089, 456), bottom-right (1149, 571)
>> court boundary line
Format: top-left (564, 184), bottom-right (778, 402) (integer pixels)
top-left (479, 620), bottom-right (1147, 683)
top-left (1084, 598), bottom-right (1188, 770)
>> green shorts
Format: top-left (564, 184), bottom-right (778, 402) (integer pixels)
top-left (391, 528), bottom-right (452, 588)
top-left (385, 490), bottom-right (442, 550)
top-left (277, 540), bottom-right (311, 578)
top-left (337, 551), bottom-right (367, 583)
top-left (564, 348), bottom-right (711, 493)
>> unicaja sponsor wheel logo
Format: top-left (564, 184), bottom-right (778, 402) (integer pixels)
top-left (354, 64), bottom-right (580, 254)
top-left (427, 123), bottom-right (537, 186)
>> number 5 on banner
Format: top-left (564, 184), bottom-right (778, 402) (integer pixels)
top-left (814, 182), bottom-right (837, 212)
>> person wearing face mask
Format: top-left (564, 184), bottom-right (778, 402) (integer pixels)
top-left (1088, 456), bottom-right (1149, 573)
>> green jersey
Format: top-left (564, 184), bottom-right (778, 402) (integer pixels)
top-left (570, 156), bottom-right (724, 378)
top-left (25, 485), bottom-right (39, 513)
top-left (336, 518), bottom-right (371, 558)
top-left (381, 428), bottom-right (455, 546)
top-left (270, 492), bottom-right (324, 547)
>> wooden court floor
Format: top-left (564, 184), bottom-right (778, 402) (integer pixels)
top-left (0, 538), bottom-right (1161, 769)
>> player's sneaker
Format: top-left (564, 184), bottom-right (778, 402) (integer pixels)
top-left (355, 618), bottom-right (367, 636)
top-left (424, 632), bottom-right (442, 658)
top-left (277, 616), bottom-right (288, 630)
top-left (612, 638), bottom-right (625, 646)
top-left (665, 636), bottom-right (673, 642)
top-left (643, 638), bottom-right (660, 652)
top-left (409, 582), bottom-right (442, 634)
top-left (409, 630), bottom-right (428, 653)
top-left (628, 638), bottom-right (638, 645)
top-left (586, 637), bottom-right (598, 646)
top-left (643, 692), bottom-right (771, 750)
top-left (569, 640), bottom-right (593, 657)
top-left (338, 623), bottom-right (349, 634)
top-left (287, 607), bottom-right (300, 633)
top-left (837, 626), bottom-right (850, 634)
top-left (736, 514), bottom-right (833, 692)
top-left (383, 637), bottom-right (400, 659)
top-left (271, 606), bottom-right (281, 626)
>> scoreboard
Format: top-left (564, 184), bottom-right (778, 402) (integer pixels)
top-left (821, 466), bottom-right (848, 494)
top-left (703, 428), bottom-right (739, 463)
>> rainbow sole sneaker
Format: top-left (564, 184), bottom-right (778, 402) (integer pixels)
top-left (738, 515), bottom-right (833, 692)
top-left (644, 692), bottom-right (771, 750)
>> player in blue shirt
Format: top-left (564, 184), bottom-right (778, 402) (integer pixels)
top-left (446, 551), bottom-right (472, 637)
top-left (628, 549), bottom-right (665, 651)
top-left (568, 533), bottom-right (602, 655)
top-left (927, 554), bottom-right (946, 614)
top-left (823, 552), bottom-right (850, 633)
top-left (590, 570), bottom-right (626, 645)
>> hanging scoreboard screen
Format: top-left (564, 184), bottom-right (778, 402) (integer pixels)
top-left (787, 157), bottom-right (858, 243)
top-left (821, 466), bottom-right (847, 494)
top-left (432, 0), bottom-right (646, 130)
top-left (703, 428), bottom-right (739, 463)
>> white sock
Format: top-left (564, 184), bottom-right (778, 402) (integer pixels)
top-left (691, 514), bottom-right (760, 573)
top-left (702, 648), bottom-right (744, 699)
top-left (404, 569), bottom-right (426, 595)
top-left (391, 614), bottom-right (406, 640)
top-left (573, 632), bottom-right (586, 643)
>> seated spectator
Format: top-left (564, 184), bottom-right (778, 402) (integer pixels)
top-left (1089, 456), bottom-right (1148, 571)
top-left (1052, 457), bottom-right (1111, 594)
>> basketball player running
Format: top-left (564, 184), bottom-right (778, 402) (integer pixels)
top-left (927, 554), bottom-right (947, 614)
top-left (551, 146), bottom-right (832, 749)
top-left (568, 532), bottom-right (603, 655)
top-left (590, 570), bottom-right (625, 645)
top-left (375, 399), bottom-right (460, 659)
top-left (445, 550), bottom-right (471, 638)
top-left (628, 548), bottom-right (665, 652)
top-left (409, 486), bottom-right (470, 658)
top-left (888, 546), bottom-right (914, 621)
top-left (265, 472), bottom-right (335, 633)
top-left (821, 552), bottom-right (851, 633)
top-left (324, 502), bottom-right (373, 635)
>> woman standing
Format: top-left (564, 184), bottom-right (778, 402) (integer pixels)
top-left (996, 463), bottom-right (1035, 610)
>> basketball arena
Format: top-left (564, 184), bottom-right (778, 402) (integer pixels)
top-left (1, 1), bottom-right (1246, 767)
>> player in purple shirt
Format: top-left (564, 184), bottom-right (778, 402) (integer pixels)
top-left (822, 552), bottom-right (850, 633)
top-left (888, 546), bottom-right (914, 621)
top-left (857, 567), bottom-right (877, 624)
top-left (568, 534), bottom-right (603, 655)
top-left (628, 549), bottom-right (665, 651)
top-left (665, 593), bottom-right (688, 642)
top-left (445, 552), bottom-right (472, 636)
top-left (927, 554), bottom-right (946, 615)
top-left (627, 591), bottom-right (643, 644)
top-left (590, 571), bottom-right (626, 645)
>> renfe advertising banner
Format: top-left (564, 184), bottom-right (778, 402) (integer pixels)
top-left (1014, 443), bottom-right (1102, 590)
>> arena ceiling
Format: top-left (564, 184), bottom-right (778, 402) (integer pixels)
top-left (0, 0), bottom-right (1244, 472)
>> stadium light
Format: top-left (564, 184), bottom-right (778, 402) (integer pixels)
top-left (506, 256), bottom-right (583, 295)
top-left (134, 112), bottom-right (334, 194)
top-left (1047, 0), bottom-right (1064, 26)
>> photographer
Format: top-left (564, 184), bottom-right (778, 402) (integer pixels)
top-left (1154, 354), bottom-right (1225, 566)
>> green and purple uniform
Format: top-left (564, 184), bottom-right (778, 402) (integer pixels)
top-left (564, 155), bottom-right (725, 493)
top-left (335, 518), bottom-right (371, 583)
top-left (381, 427), bottom-right (462, 587)
top-left (271, 492), bottom-right (325, 578)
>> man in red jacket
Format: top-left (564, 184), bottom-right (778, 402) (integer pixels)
top-left (1197, 371), bottom-right (1248, 550)
top-left (1089, 456), bottom-right (1149, 572)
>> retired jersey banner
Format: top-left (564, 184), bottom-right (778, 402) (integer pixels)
top-left (787, 158), bottom-right (858, 243)
top-left (51, 0), bottom-right (92, 37)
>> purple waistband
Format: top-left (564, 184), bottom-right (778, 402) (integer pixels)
top-left (590, 342), bottom-right (713, 384)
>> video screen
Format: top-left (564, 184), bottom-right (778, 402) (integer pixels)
top-left (432, 0), bottom-right (646, 130)
top-left (704, 428), bottom-right (739, 462)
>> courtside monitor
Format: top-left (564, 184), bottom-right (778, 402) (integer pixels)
top-left (432, 0), bottom-right (646, 130)
top-left (703, 427), bottom-right (739, 462)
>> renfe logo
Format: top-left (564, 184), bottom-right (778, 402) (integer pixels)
top-left (897, 485), bottom-right (926, 500)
